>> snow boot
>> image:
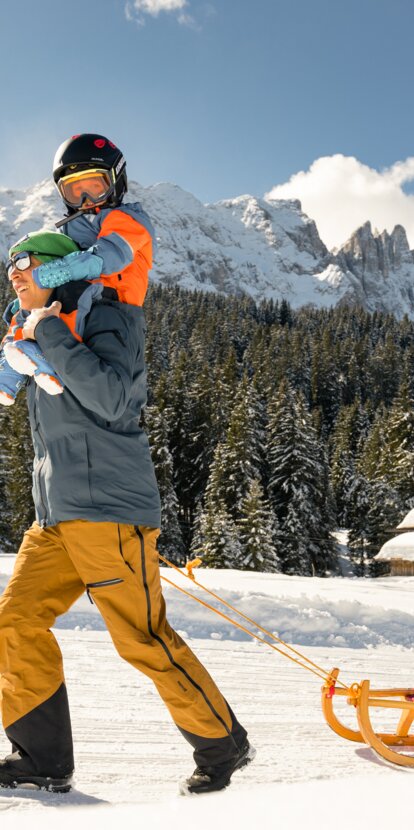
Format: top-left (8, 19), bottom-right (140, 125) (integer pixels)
top-left (33, 370), bottom-right (64, 395)
top-left (0, 751), bottom-right (73, 793)
top-left (180, 741), bottom-right (256, 795)
top-left (0, 353), bottom-right (27, 405)
top-left (4, 340), bottom-right (64, 395)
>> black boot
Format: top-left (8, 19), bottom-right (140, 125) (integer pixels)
top-left (180, 741), bottom-right (256, 795)
top-left (0, 751), bottom-right (73, 793)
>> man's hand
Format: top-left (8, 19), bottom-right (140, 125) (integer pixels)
top-left (22, 301), bottom-right (62, 340)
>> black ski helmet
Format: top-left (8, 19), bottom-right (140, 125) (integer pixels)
top-left (53, 133), bottom-right (128, 210)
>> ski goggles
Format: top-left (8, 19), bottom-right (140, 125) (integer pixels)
top-left (56, 168), bottom-right (114, 208)
top-left (6, 250), bottom-right (52, 279)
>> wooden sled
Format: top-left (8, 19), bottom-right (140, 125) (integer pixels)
top-left (321, 668), bottom-right (414, 766)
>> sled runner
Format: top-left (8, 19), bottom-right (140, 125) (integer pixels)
top-left (160, 555), bottom-right (414, 768)
top-left (321, 667), bottom-right (414, 766)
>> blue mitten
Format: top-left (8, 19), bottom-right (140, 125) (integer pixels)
top-left (4, 340), bottom-right (64, 396)
top-left (0, 352), bottom-right (27, 405)
top-left (33, 250), bottom-right (103, 288)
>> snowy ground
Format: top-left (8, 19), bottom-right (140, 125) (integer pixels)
top-left (0, 554), bottom-right (413, 828)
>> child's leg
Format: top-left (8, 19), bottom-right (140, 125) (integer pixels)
top-left (4, 341), bottom-right (64, 396)
top-left (0, 353), bottom-right (27, 406)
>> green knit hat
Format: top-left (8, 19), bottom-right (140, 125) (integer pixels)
top-left (9, 230), bottom-right (79, 263)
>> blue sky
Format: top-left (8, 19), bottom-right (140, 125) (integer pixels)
top-left (1, 0), bottom-right (414, 232)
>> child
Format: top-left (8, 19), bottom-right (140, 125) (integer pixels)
top-left (1, 133), bottom-right (156, 405)
top-left (38, 132), bottom-right (155, 305)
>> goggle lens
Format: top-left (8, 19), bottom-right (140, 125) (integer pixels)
top-left (58, 169), bottom-right (113, 207)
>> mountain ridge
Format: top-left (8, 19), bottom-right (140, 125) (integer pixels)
top-left (1, 179), bottom-right (414, 318)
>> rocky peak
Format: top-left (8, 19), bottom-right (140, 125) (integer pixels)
top-left (387, 224), bottom-right (411, 262)
top-left (337, 221), bottom-right (414, 279)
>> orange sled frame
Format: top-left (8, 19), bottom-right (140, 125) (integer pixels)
top-left (321, 668), bottom-right (414, 766)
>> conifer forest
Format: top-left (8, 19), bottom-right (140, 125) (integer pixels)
top-left (1, 268), bottom-right (414, 577)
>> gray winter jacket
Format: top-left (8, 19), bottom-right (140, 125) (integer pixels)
top-left (27, 296), bottom-right (161, 529)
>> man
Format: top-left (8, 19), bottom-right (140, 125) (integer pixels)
top-left (0, 231), bottom-right (253, 795)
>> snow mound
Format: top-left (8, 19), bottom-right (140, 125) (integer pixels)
top-left (2, 559), bottom-right (413, 649)
top-left (44, 582), bottom-right (414, 650)
top-left (154, 587), bottom-right (414, 649)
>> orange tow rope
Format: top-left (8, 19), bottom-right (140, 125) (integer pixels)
top-left (159, 555), bottom-right (350, 691)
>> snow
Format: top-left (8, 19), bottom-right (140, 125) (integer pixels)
top-left (376, 532), bottom-right (414, 561)
top-left (397, 507), bottom-right (414, 530)
top-left (0, 554), bottom-right (414, 827)
top-left (0, 776), bottom-right (411, 830)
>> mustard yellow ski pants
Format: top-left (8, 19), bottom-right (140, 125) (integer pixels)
top-left (0, 520), bottom-right (246, 776)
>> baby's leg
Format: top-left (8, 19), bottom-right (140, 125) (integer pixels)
top-left (0, 352), bottom-right (27, 405)
top-left (4, 340), bottom-right (64, 396)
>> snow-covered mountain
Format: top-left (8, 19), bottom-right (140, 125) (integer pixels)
top-left (1, 179), bottom-right (414, 318)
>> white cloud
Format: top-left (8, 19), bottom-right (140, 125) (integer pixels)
top-left (177, 11), bottom-right (200, 29)
top-left (265, 155), bottom-right (414, 250)
top-left (125, 0), bottom-right (197, 26)
top-left (131, 0), bottom-right (186, 14)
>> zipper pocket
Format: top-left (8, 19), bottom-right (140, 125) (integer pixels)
top-left (86, 578), bottom-right (124, 604)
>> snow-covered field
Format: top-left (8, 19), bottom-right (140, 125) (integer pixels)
top-left (0, 554), bottom-right (413, 828)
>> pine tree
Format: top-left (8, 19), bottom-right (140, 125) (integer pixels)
top-left (226, 373), bottom-right (263, 502)
top-left (346, 472), bottom-right (372, 576)
top-left (365, 479), bottom-right (403, 575)
top-left (368, 332), bottom-right (401, 409)
top-left (267, 379), bottom-right (298, 522)
top-left (237, 479), bottom-right (280, 572)
top-left (382, 381), bottom-right (414, 505)
top-left (5, 392), bottom-right (35, 548)
top-left (312, 442), bottom-right (339, 575)
top-left (0, 265), bottom-right (29, 548)
top-left (186, 362), bottom-right (216, 507)
top-left (209, 348), bottom-right (240, 445)
top-left (286, 328), bottom-right (311, 402)
top-left (209, 373), bottom-right (263, 521)
top-left (268, 382), bottom-right (337, 575)
top-left (0, 262), bottom-right (13, 315)
top-left (279, 299), bottom-right (293, 328)
top-left (310, 329), bottom-right (341, 431)
top-left (330, 438), bottom-right (355, 528)
top-left (192, 499), bottom-right (242, 569)
top-left (330, 399), bottom-right (370, 524)
top-left (144, 404), bottom-right (185, 565)
top-left (164, 349), bottom-right (194, 541)
top-left (281, 494), bottom-right (315, 575)
top-left (358, 411), bottom-right (388, 482)
top-left (0, 407), bottom-right (12, 549)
